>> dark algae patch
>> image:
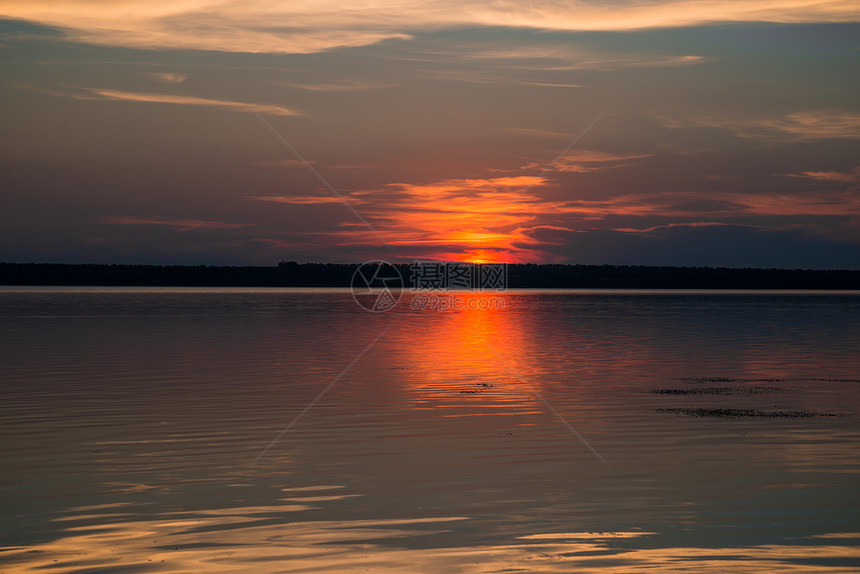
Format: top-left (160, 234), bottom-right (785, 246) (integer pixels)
top-left (676, 377), bottom-right (860, 384)
top-left (650, 386), bottom-right (787, 395)
top-left (654, 377), bottom-right (857, 418)
top-left (651, 377), bottom-right (792, 395)
top-left (656, 407), bottom-right (846, 419)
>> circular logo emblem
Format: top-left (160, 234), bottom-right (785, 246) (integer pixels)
top-left (351, 260), bottom-right (403, 312)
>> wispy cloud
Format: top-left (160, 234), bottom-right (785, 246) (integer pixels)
top-left (501, 127), bottom-right (577, 140)
top-left (2, 1), bottom-right (858, 54)
top-left (152, 72), bottom-right (187, 83)
top-left (253, 159), bottom-right (316, 167)
top-left (71, 88), bottom-right (300, 116)
top-left (451, 44), bottom-right (710, 70)
top-left (756, 112), bottom-right (860, 140)
top-left (737, 191), bottom-right (860, 216)
top-left (249, 196), bottom-right (348, 205)
top-left (98, 216), bottom-right (253, 232)
top-left (612, 221), bottom-right (739, 233)
top-left (286, 81), bottom-right (381, 92)
top-left (558, 190), bottom-right (860, 220)
top-left (666, 111), bottom-right (860, 141)
top-left (522, 150), bottom-right (654, 173)
top-left (787, 166), bottom-right (860, 183)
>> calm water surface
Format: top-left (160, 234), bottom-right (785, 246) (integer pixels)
top-left (1, 287), bottom-right (859, 572)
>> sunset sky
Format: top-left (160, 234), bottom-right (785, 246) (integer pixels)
top-left (1, 1), bottom-right (858, 267)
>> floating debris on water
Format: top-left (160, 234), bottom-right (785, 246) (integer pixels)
top-left (460, 383), bottom-right (494, 394)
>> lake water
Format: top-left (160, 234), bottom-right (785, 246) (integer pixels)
top-left (1, 287), bottom-right (859, 572)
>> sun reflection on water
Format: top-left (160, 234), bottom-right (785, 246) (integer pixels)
top-left (5, 506), bottom-right (859, 574)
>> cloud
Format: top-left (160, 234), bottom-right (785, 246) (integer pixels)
top-left (248, 195), bottom-right (348, 205)
top-left (501, 127), bottom-right (576, 139)
top-left (522, 150), bottom-right (655, 173)
top-left (452, 44), bottom-right (710, 71)
top-left (737, 191), bottom-right (860, 217)
top-left (587, 190), bottom-right (860, 219)
top-left (756, 112), bottom-right (860, 140)
top-left (510, 81), bottom-right (581, 88)
top-left (2, 1), bottom-right (858, 54)
top-left (252, 159), bottom-right (316, 167)
top-left (667, 111), bottom-right (860, 141)
top-left (247, 167), bottom-right (860, 262)
top-left (611, 221), bottom-right (737, 233)
top-left (68, 88), bottom-right (300, 116)
top-left (98, 216), bottom-right (253, 232)
top-left (286, 81), bottom-right (381, 92)
top-left (363, 176), bottom-right (553, 259)
top-left (247, 175), bottom-right (557, 262)
top-left (152, 72), bottom-right (187, 83)
top-left (787, 166), bottom-right (860, 183)
top-left (520, 223), bottom-right (860, 268)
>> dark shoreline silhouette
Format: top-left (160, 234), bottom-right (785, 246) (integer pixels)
top-left (2, 262), bottom-right (859, 289)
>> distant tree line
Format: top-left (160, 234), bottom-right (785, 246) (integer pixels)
top-left (1, 261), bottom-right (858, 289)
